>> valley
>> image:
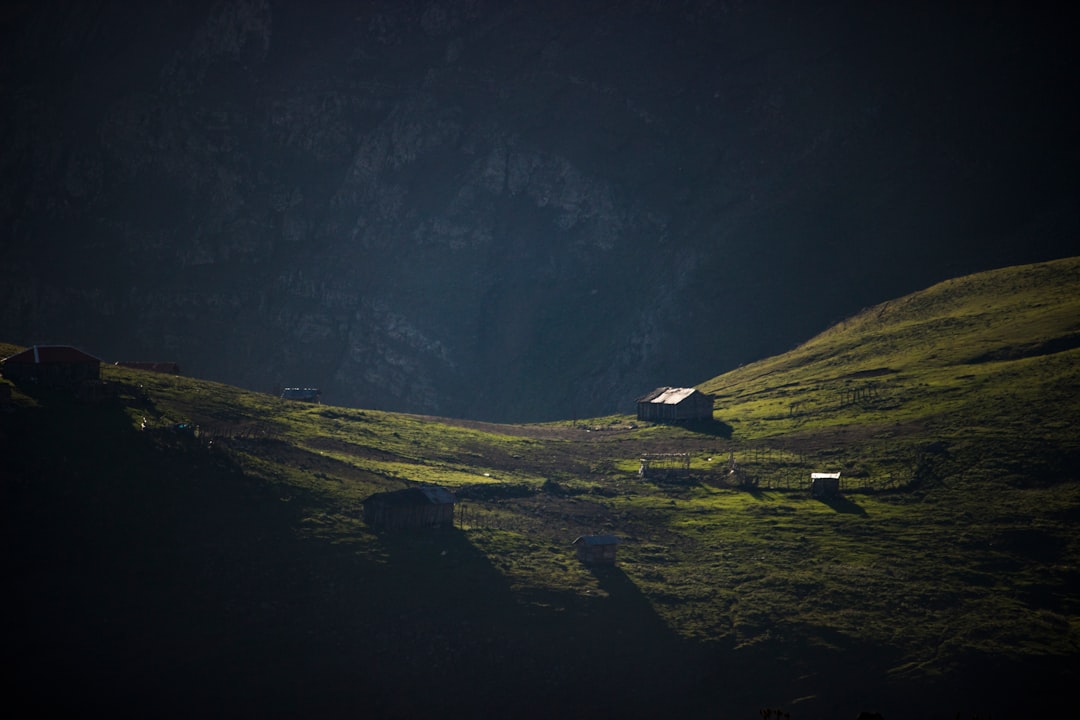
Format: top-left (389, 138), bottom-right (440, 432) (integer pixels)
top-left (3, 258), bottom-right (1080, 718)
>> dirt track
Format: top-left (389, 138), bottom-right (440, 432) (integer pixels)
top-left (411, 414), bottom-right (641, 441)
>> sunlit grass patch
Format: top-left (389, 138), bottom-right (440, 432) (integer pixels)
top-left (361, 459), bottom-right (520, 488)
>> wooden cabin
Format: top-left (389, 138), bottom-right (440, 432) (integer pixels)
top-left (635, 387), bottom-right (714, 422)
top-left (810, 472), bottom-right (841, 498)
top-left (573, 535), bottom-right (621, 565)
top-left (1, 345), bottom-right (101, 387)
top-left (362, 486), bottom-right (455, 530)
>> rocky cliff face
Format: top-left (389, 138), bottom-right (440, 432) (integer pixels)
top-left (2, 1), bottom-right (1076, 421)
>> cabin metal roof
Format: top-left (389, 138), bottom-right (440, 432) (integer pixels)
top-left (2, 345), bottom-right (101, 365)
top-left (281, 387), bottom-right (321, 402)
top-left (811, 472), bottom-right (841, 480)
top-left (418, 486), bottom-right (455, 505)
top-left (362, 486), bottom-right (455, 507)
top-left (637, 387), bottom-right (699, 405)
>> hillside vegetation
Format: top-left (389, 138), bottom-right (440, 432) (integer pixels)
top-left (4, 257), bottom-right (1080, 719)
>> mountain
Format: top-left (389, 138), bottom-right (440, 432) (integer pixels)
top-left (4, 257), bottom-right (1079, 717)
top-left (2, 1), bottom-right (1077, 422)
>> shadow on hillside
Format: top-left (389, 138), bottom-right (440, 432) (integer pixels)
top-left (577, 562), bottom-right (719, 716)
top-left (743, 484), bottom-right (769, 500)
top-left (581, 563), bottom-right (850, 718)
top-left (3, 389), bottom-right (511, 717)
top-left (2, 384), bottom-right (335, 717)
top-left (320, 531), bottom-right (724, 718)
top-left (682, 418), bottom-right (734, 438)
top-left (0, 384), bottom-right (728, 718)
top-left (588, 563), bottom-right (681, 642)
top-left (816, 494), bottom-right (868, 515)
top-left (342, 527), bottom-right (534, 717)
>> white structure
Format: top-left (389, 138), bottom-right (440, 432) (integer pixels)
top-left (810, 472), bottom-right (841, 498)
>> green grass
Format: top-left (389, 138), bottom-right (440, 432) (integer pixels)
top-left (4, 257), bottom-right (1080, 717)
top-left (701, 257), bottom-right (1080, 443)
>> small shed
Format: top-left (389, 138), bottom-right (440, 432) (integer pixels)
top-left (1, 345), bottom-right (101, 387)
top-left (635, 387), bottom-right (714, 422)
top-left (573, 535), bottom-right (621, 565)
top-left (362, 486), bottom-right (455, 530)
top-left (281, 387), bottom-right (321, 403)
top-left (810, 472), bottom-right (841, 498)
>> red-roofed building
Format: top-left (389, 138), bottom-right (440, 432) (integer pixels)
top-left (1, 345), bottom-right (102, 387)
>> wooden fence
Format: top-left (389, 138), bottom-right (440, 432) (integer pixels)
top-left (454, 503), bottom-right (533, 532)
top-left (715, 469), bottom-right (913, 493)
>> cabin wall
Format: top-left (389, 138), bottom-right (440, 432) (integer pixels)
top-left (2, 362), bottom-right (100, 386)
top-left (636, 392), bottom-right (713, 422)
top-left (810, 477), bottom-right (841, 498)
top-left (364, 501), bottom-right (454, 530)
top-left (576, 544), bottom-right (618, 565)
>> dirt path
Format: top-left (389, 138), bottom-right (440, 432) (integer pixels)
top-left (410, 414), bottom-right (640, 441)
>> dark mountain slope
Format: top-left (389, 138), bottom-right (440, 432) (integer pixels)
top-left (1, 1), bottom-right (1077, 421)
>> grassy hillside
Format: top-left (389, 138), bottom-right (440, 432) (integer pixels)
top-left (3, 257), bottom-right (1080, 718)
top-left (700, 256), bottom-right (1080, 444)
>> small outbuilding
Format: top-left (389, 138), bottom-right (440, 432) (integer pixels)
top-left (1, 345), bottom-right (101, 387)
top-left (810, 472), bottom-right (841, 498)
top-left (362, 486), bottom-right (455, 531)
top-left (573, 535), bottom-right (621, 565)
top-left (636, 387), bottom-right (714, 422)
top-left (281, 387), bottom-right (322, 403)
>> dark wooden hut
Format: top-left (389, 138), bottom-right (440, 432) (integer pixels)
top-left (810, 472), bottom-right (841, 498)
top-left (1, 345), bottom-right (101, 387)
top-left (362, 486), bottom-right (455, 530)
top-left (573, 535), bottom-right (621, 565)
top-left (635, 387), bottom-right (714, 422)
